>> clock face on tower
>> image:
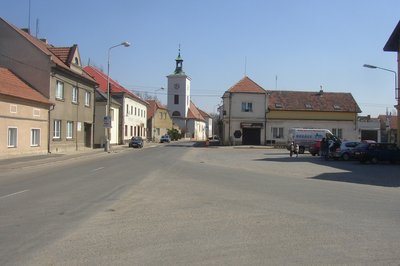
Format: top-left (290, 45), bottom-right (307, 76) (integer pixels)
top-left (174, 83), bottom-right (180, 89)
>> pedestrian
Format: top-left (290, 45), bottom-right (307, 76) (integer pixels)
top-left (295, 144), bottom-right (299, 157)
top-left (320, 138), bottom-right (326, 157)
top-left (289, 142), bottom-right (294, 157)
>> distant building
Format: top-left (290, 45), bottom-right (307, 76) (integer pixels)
top-left (166, 50), bottom-right (207, 140)
top-left (378, 114), bottom-right (397, 143)
top-left (147, 100), bottom-right (173, 142)
top-left (221, 76), bottom-right (362, 146)
top-left (84, 65), bottom-right (149, 145)
top-left (357, 116), bottom-right (380, 142)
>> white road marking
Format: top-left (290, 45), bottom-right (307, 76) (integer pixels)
top-left (0, 189), bottom-right (29, 200)
top-left (91, 167), bottom-right (105, 172)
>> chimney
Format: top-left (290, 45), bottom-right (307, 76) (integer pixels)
top-left (21, 28), bottom-right (30, 34)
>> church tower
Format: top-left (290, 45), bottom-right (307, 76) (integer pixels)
top-left (167, 49), bottom-right (191, 124)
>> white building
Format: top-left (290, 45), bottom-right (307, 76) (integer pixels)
top-left (166, 51), bottom-right (207, 140)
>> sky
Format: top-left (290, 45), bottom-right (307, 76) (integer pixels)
top-left (1, 0), bottom-right (400, 116)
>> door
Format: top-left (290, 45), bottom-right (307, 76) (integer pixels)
top-left (242, 128), bottom-right (261, 145)
top-left (84, 123), bottom-right (92, 148)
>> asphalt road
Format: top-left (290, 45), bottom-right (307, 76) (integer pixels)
top-left (1, 142), bottom-right (399, 265)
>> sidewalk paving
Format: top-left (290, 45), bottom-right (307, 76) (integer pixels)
top-left (0, 142), bottom-right (160, 171)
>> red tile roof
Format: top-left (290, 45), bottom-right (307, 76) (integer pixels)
top-left (83, 65), bottom-right (148, 106)
top-left (198, 109), bottom-right (211, 119)
top-left (268, 90), bottom-right (361, 113)
top-left (227, 76), bottom-right (267, 93)
top-left (187, 101), bottom-right (206, 121)
top-left (1, 18), bottom-right (95, 83)
top-left (147, 99), bottom-right (167, 118)
top-left (0, 67), bottom-right (51, 105)
top-left (48, 47), bottom-right (74, 65)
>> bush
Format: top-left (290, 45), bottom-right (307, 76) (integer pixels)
top-left (167, 128), bottom-right (181, 141)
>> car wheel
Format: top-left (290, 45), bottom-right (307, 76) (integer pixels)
top-left (341, 153), bottom-right (350, 161)
top-left (371, 157), bottom-right (378, 164)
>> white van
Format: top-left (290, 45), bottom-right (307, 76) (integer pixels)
top-left (287, 128), bottom-right (336, 154)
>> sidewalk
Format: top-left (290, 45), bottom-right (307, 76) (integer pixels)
top-left (0, 142), bottom-right (160, 171)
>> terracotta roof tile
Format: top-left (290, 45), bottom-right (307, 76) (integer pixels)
top-left (0, 67), bottom-right (51, 105)
top-left (147, 99), bottom-right (167, 118)
top-left (187, 101), bottom-right (205, 121)
top-left (48, 47), bottom-right (73, 65)
top-left (198, 109), bottom-right (210, 119)
top-left (268, 90), bottom-right (361, 113)
top-left (227, 76), bottom-right (266, 93)
top-left (83, 65), bottom-right (148, 106)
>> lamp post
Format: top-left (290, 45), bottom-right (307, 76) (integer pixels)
top-left (105, 41), bottom-right (130, 152)
top-left (154, 87), bottom-right (164, 100)
top-left (363, 63), bottom-right (399, 145)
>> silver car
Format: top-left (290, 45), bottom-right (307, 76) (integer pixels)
top-left (331, 141), bottom-right (360, 161)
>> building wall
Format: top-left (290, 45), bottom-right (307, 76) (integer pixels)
top-left (0, 96), bottom-right (49, 158)
top-left (121, 96), bottom-right (147, 143)
top-left (222, 92), bottom-right (267, 145)
top-left (0, 20), bottom-right (52, 97)
top-left (49, 72), bottom-right (95, 153)
top-left (187, 119), bottom-right (206, 140)
top-left (94, 102), bottom-right (120, 147)
top-left (265, 110), bottom-right (358, 145)
top-left (151, 108), bottom-right (173, 142)
top-left (167, 75), bottom-right (191, 118)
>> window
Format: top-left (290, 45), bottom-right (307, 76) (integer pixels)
top-left (305, 103), bottom-right (312, 109)
top-left (84, 91), bottom-right (90, 106)
top-left (125, 125), bottom-right (128, 136)
top-left (241, 102), bottom-right (253, 112)
top-left (66, 121), bottom-right (74, 139)
top-left (10, 104), bottom-right (17, 113)
top-left (332, 128), bottom-right (343, 139)
top-left (172, 111), bottom-right (181, 117)
top-left (272, 127), bottom-right (284, 139)
top-left (127, 105), bottom-right (129, 115)
top-left (8, 127), bottom-right (17, 147)
top-left (130, 126), bottom-right (133, 136)
top-left (56, 81), bottom-right (64, 100)
top-left (31, 129), bottom-right (40, 146)
top-left (174, 94), bottom-right (179, 104)
top-left (53, 120), bottom-right (61, 139)
top-left (333, 104), bottom-right (341, 110)
top-left (72, 87), bottom-right (78, 103)
top-left (134, 126), bottom-right (136, 136)
top-left (275, 103), bottom-right (283, 108)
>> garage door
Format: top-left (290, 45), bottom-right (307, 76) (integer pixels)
top-left (361, 130), bottom-right (378, 142)
top-left (242, 128), bottom-right (261, 145)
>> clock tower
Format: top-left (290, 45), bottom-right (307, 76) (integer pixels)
top-left (167, 49), bottom-right (191, 128)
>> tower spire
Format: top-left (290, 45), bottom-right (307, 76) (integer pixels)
top-left (174, 44), bottom-right (184, 74)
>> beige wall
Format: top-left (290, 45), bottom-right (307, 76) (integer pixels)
top-left (121, 96), bottom-right (148, 143)
top-left (151, 108), bottom-right (173, 142)
top-left (222, 92), bottom-right (267, 145)
top-left (0, 96), bottom-right (49, 158)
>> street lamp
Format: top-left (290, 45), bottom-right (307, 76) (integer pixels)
top-left (154, 87), bottom-right (164, 99)
top-left (363, 63), bottom-right (399, 145)
top-left (363, 64), bottom-right (398, 100)
top-left (105, 41), bottom-right (130, 152)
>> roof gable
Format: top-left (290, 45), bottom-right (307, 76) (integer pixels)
top-left (0, 18), bottom-right (95, 83)
top-left (187, 101), bottom-right (206, 121)
top-left (227, 76), bottom-right (266, 94)
top-left (0, 67), bottom-right (51, 105)
top-left (147, 99), bottom-right (167, 118)
top-left (268, 90), bottom-right (361, 113)
top-left (384, 20), bottom-right (400, 52)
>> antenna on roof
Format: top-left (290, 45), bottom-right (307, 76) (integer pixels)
top-left (35, 18), bottom-right (39, 38)
top-left (244, 56), bottom-right (247, 76)
top-left (28, 0), bottom-right (31, 33)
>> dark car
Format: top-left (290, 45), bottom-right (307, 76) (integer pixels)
top-left (129, 136), bottom-right (144, 148)
top-left (353, 142), bottom-right (400, 164)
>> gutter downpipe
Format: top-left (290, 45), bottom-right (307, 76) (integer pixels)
top-left (228, 92), bottom-right (232, 146)
top-left (48, 103), bottom-right (55, 154)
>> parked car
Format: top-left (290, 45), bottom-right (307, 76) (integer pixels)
top-left (160, 135), bottom-right (171, 143)
top-left (353, 142), bottom-right (400, 164)
top-left (129, 136), bottom-right (144, 148)
top-left (208, 135), bottom-right (220, 145)
top-left (331, 141), bottom-right (360, 161)
top-left (309, 141), bottom-right (321, 156)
